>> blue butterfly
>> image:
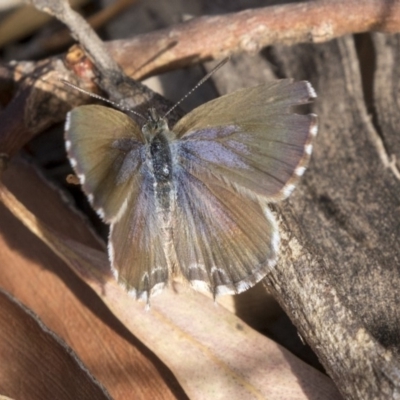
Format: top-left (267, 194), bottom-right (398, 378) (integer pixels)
top-left (65, 79), bottom-right (317, 301)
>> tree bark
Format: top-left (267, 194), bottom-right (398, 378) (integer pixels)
top-left (264, 35), bottom-right (400, 398)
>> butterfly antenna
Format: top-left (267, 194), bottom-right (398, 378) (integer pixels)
top-left (60, 79), bottom-right (147, 121)
top-left (163, 57), bottom-right (229, 118)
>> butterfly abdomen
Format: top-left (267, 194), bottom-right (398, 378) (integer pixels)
top-left (148, 130), bottom-right (180, 278)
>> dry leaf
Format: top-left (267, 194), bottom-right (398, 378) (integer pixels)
top-left (0, 288), bottom-right (111, 399)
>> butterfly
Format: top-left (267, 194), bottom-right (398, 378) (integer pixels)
top-left (65, 79), bottom-right (317, 301)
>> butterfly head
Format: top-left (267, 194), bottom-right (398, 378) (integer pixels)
top-left (142, 108), bottom-right (169, 141)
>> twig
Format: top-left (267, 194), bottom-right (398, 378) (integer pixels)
top-left (42, 0), bottom-right (138, 55)
top-left (23, 0), bottom-right (167, 112)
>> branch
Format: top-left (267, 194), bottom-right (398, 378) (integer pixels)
top-left (105, 0), bottom-right (400, 79)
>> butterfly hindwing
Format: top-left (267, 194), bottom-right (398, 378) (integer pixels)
top-left (109, 170), bottom-right (169, 300)
top-left (172, 165), bottom-right (279, 295)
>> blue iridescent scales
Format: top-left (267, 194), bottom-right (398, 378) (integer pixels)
top-left (65, 79), bottom-right (317, 302)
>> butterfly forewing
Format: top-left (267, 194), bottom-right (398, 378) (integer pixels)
top-left (173, 80), bottom-right (317, 201)
top-left (66, 105), bottom-right (145, 222)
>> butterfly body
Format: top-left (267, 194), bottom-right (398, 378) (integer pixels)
top-left (65, 80), bottom-right (317, 301)
top-left (143, 111), bottom-right (180, 280)
top-left (145, 112), bottom-right (174, 210)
